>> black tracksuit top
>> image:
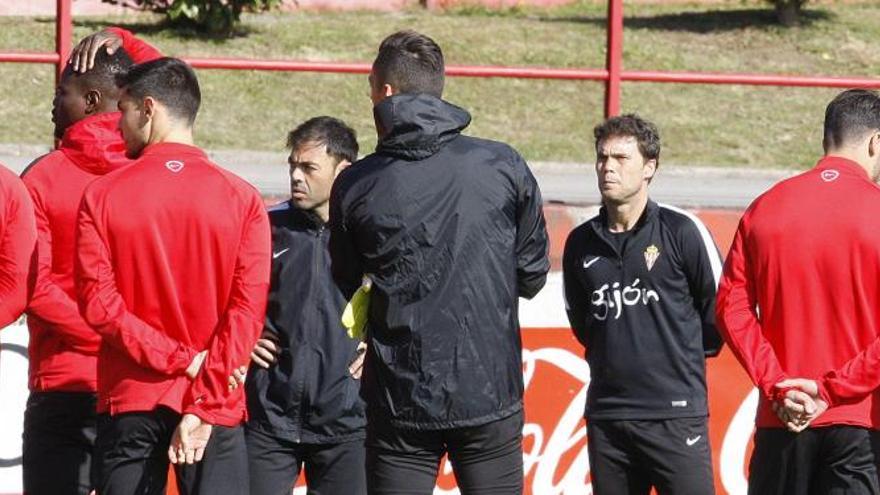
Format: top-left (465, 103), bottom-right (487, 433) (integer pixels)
top-left (563, 200), bottom-right (723, 420)
top-left (245, 203), bottom-right (366, 443)
top-left (329, 93), bottom-right (550, 430)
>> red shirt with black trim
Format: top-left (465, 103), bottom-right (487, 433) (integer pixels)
top-left (717, 155), bottom-right (880, 429)
top-left (75, 142), bottom-right (270, 426)
top-left (22, 28), bottom-right (161, 393)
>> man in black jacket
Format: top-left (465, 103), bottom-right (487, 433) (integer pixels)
top-left (242, 116), bottom-right (367, 495)
top-left (329, 30), bottom-right (550, 494)
top-left (562, 115), bottom-right (723, 494)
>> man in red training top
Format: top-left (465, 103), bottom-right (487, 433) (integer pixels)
top-left (75, 57), bottom-right (270, 495)
top-left (716, 89), bottom-right (880, 494)
top-left (0, 162), bottom-right (35, 328)
top-left (21, 28), bottom-right (161, 495)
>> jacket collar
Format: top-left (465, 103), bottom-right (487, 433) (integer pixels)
top-left (289, 203), bottom-right (326, 232)
top-left (373, 93), bottom-right (471, 161)
top-left (815, 155), bottom-right (870, 181)
top-left (59, 112), bottom-right (131, 175)
top-left (590, 199), bottom-right (659, 255)
top-left (139, 142), bottom-right (207, 161)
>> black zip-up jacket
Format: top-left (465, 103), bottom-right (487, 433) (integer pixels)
top-left (246, 202), bottom-right (365, 443)
top-left (562, 200), bottom-right (723, 421)
top-left (329, 94), bottom-right (550, 429)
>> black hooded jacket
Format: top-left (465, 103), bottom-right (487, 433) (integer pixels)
top-left (246, 203), bottom-right (366, 443)
top-left (329, 94), bottom-right (550, 429)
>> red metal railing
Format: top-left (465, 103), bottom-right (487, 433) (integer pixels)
top-left (1, 0), bottom-right (880, 118)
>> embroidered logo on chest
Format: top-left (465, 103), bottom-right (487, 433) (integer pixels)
top-left (165, 160), bottom-right (185, 173)
top-left (644, 244), bottom-right (660, 271)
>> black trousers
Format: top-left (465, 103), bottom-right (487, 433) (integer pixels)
top-left (22, 391), bottom-right (98, 495)
top-left (95, 407), bottom-right (249, 495)
top-left (245, 426), bottom-right (366, 495)
top-left (365, 410), bottom-right (524, 495)
top-left (749, 426), bottom-right (880, 495)
top-left (587, 417), bottom-right (715, 495)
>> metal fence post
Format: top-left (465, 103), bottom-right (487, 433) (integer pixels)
top-left (56, 0), bottom-right (72, 84)
top-left (605, 0), bottom-right (623, 118)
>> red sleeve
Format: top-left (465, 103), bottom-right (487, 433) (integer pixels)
top-left (184, 193), bottom-right (270, 424)
top-left (715, 214), bottom-right (787, 401)
top-left (818, 340), bottom-right (880, 407)
top-left (0, 171), bottom-right (36, 328)
top-left (105, 27), bottom-right (162, 64)
top-left (75, 189), bottom-right (198, 374)
top-left (24, 183), bottom-right (100, 353)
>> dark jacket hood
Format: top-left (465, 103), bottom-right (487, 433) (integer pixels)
top-left (374, 93), bottom-right (472, 161)
top-left (60, 112), bottom-right (130, 175)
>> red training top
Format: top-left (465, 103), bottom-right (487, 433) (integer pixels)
top-left (22, 28), bottom-right (161, 392)
top-left (0, 163), bottom-right (36, 329)
top-left (717, 156), bottom-right (880, 429)
top-left (75, 143), bottom-right (270, 426)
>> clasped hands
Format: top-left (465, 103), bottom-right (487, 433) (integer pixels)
top-left (771, 378), bottom-right (829, 433)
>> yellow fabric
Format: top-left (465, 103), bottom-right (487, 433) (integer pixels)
top-left (342, 276), bottom-right (371, 340)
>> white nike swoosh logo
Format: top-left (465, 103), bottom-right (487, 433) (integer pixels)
top-left (272, 248), bottom-right (290, 259)
top-left (686, 435), bottom-right (701, 446)
top-left (583, 257), bottom-right (600, 269)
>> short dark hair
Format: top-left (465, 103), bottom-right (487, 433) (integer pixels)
top-left (286, 116), bottom-right (358, 164)
top-left (116, 57), bottom-right (201, 126)
top-left (372, 30), bottom-right (444, 98)
top-left (823, 89), bottom-right (880, 151)
top-left (594, 114), bottom-right (661, 166)
top-left (65, 46), bottom-right (133, 95)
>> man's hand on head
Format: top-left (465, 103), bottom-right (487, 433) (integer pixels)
top-left (70, 29), bottom-right (123, 73)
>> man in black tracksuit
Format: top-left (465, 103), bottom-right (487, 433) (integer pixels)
top-left (562, 115), bottom-right (723, 494)
top-left (243, 117), bottom-right (367, 495)
top-left (329, 31), bottom-right (550, 494)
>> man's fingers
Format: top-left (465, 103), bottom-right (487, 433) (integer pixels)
top-left (79, 37), bottom-right (97, 72)
top-left (194, 447), bottom-right (206, 463)
top-left (250, 350), bottom-right (271, 368)
top-left (785, 390), bottom-right (817, 415)
top-left (233, 367), bottom-right (246, 383)
top-left (252, 344), bottom-right (278, 364)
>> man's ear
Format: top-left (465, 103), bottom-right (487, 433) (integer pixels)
top-left (869, 132), bottom-right (880, 158)
top-left (334, 159), bottom-right (352, 179)
top-left (643, 158), bottom-right (658, 182)
top-left (142, 96), bottom-right (157, 120)
top-left (382, 83), bottom-right (394, 98)
top-left (84, 89), bottom-right (101, 115)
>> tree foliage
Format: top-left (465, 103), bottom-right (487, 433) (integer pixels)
top-left (101, 0), bottom-right (281, 36)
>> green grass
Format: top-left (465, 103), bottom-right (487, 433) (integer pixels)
top-left (1, 1), bottom-right (879, 168)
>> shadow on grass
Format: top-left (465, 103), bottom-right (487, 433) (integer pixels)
top-left (73, 17), bottom-right (257, 42)
top-left (537, 8), bottom-right (834, 33)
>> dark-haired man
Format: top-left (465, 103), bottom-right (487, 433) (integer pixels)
top-left (562, 114), bottom-right (723, 494)
top-left (21, 28), bottom-right (161, 495)
top-left (330, 30), bottom-right (549, 494)
top-left (75, 57), bottom-right (270, 495)
top-left (717, 89), bottom-right (880, 494)
top-left (241, 116), bottom-right (367, 495)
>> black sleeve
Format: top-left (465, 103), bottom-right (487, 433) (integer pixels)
top-left (513, 152), bottom-right (550, 299)
top-left (328, 175), bottom-right (363, 300)
top-left (562, 229), bottom-right (590, 348)
top-left (678, 216), bottom-right (725, 357)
